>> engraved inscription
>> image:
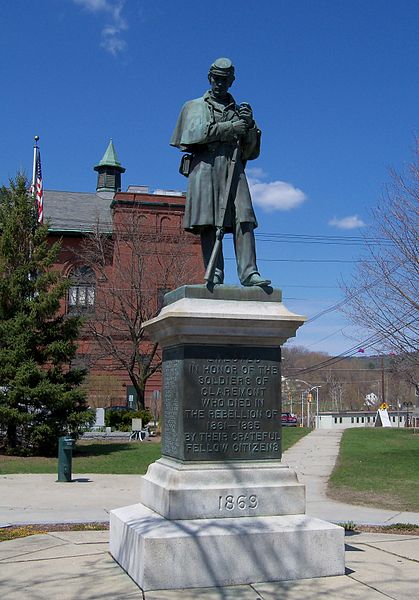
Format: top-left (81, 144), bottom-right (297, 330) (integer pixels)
top-left (183, 347), bottom-right (281, 460)
top-left (218, 494), bottom-right (259, 511)
top-left (161, 346), bottom-right (281, 461)
top-left (161, 358), bottom-right (181, 457)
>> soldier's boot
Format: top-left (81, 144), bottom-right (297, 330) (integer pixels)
top-left (242, 273), bottom-right (271, 287)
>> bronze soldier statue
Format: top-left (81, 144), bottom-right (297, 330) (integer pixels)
top-left (171, 57), bottom-right (271, 287)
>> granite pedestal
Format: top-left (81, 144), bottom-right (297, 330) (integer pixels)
top-left (110, 286), bottom-right (345, 590)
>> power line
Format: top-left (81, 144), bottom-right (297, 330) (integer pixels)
top-left (51, 219), bottom-right (377, 264)
top-left (305, 263), bottom-right (403, 324)
top-left (46, 213), bottom-right (380, 246)
top-left (292, 311), bottom-right (418, 376)
top-left (302, 328), bottom-right (347, 348)
top-left (48, 215), bottom-right (388, 251)
top-left (280, 284), bottom-right (340, 289)
top-left (226, 257), bottom-right (368, 264)
top-left (255, 232), bottom-right (393, 247)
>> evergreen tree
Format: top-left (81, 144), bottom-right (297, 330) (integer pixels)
top-left (0, 174), bottom-right (93, 455)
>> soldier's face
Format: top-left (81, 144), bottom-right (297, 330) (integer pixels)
top-left (209, 74), bottom-right (231, 99)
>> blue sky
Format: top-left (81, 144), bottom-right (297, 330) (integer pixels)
top-left (2, 1), bottom-right (418, 356)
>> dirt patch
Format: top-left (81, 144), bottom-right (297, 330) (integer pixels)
top-left (78, 435), bottom-right (161, 445)
top-left (0, 522), bottom-right (109, 542)
top-left (0, 454), bottom-right (53, 463)
top-left (354, 524), bottom-right (419, 536)
top-left (327, 484), bottom-right (411, 512)
top-left (2, 520), bottom-right (418, 543)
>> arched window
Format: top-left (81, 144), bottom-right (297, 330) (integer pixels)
top-left (159, 216), bottom-right (171, 232)
top-left (68, 266), bottom-right (96, 313)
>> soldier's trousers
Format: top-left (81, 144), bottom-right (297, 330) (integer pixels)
top-left (200, 221), bottom-right (259, 284)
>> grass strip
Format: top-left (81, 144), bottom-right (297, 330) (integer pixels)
top-left (0, 522), bottom-right (108, 542)
top-left (356, 523), bottom-right (419, 535)
top-left (2, 520), bottom-right (418, 543)
top-left (338, 522), bottom-right (419, 535)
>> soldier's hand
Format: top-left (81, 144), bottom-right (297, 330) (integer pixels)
top-left (239, 103), bottom-right (254, 127)
top-left (232, 119), bottom-right (248, 136)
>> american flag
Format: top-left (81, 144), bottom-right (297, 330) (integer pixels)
top-left (34, 149), bottom-right (43, 224)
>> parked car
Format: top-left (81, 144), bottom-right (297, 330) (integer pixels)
top-left (281, 412), bottom-right (298, 427)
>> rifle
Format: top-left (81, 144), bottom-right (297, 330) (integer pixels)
top-left (204, 139), bottom-right (240, 284)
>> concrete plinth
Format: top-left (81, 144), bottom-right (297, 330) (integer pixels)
top-left (138, 456), bottom-right (305, 520)
top-left (109, 286), bottom-right (345, 590)
top-left (110, 503), bottom-right (345, 591)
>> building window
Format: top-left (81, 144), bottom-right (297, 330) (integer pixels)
top-left (351, 417), bottom-right (354, 423)
top-left (361, 417), bottom-right (364, 423)
top-left (339, 417), bottom-right (343, 423)
top-left (334, 417), bottom-right (337, 424)
top-left (68, 266), bottom-right (96, 313)
top-left (160, 216), bottom-right (171, 232)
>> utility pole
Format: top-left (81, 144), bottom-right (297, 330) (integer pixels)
top-left (301, 391), bottom-right (304, 427)
top-left (307, 394), bottom-right (311, 428)
top-left (381, 356), bottom-right (385, 404)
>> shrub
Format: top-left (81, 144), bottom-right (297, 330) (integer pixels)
top-left (105, 408), bottom-right (152, 431)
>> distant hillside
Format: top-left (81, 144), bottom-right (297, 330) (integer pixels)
top-left (281, 346), bottom-right (417, 413)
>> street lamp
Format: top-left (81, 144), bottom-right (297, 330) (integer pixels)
top-left (308, 386), bottom-right (322, 429)
top-left (283, 377), bottom-right (313, 427)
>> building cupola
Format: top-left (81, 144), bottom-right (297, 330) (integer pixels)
top-left (94, 139), bottom-right (125, 193)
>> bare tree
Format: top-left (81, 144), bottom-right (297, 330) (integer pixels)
top-left (78, 209), bottom-right (200, 409)
top-left (324, 371), bottom-right (344, 412)
top-left (343, 141), bottom-right (419, 382)
top-left (282, 345), bottom-right (415, 411)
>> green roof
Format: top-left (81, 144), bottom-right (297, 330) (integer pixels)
top-left (95, 139), bottom-right (124, 170)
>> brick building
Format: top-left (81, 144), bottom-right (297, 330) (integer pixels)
top-left (45, 140), bottom-right (202, 410)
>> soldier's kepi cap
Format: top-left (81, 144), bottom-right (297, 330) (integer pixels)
top-left (209, 57), bottom-right (235, 80)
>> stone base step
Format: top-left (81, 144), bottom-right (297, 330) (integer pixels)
top-left (110, 502), bottom-right (345, 591)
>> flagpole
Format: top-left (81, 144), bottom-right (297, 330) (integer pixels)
top-left (29, 136), bottom-right (40, 284)
top-left (31, 135), bottom-right (39, 197)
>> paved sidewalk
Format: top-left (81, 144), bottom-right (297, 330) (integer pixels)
top-left (2, 428), bottom-right (418, 527)
top-left (282, 429), bottom-right (419, 525)
top-left (0, 473), bottom-right (143, 526)
top-left (2, 430), bottom-right (419, 598)
top-left (1, 529), bottom-right (418, 599)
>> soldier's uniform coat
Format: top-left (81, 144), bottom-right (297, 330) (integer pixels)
top-left (170, 91), bottom-right (261, 233)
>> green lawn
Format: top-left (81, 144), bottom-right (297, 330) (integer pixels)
top-left (0, 441), bottom-right (161, 475)
top-left (328, 428), bottom-right (419, 512)
top-left (282, 426), bottom-right (310, 451)
top-left (0, 427), bottom-right (310, 474)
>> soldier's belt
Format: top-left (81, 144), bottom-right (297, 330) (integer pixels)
top-left (206, 142), bottom-right (237, 153)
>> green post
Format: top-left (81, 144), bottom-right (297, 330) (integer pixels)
top-left (57, 436), bottom-right (75, 482)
